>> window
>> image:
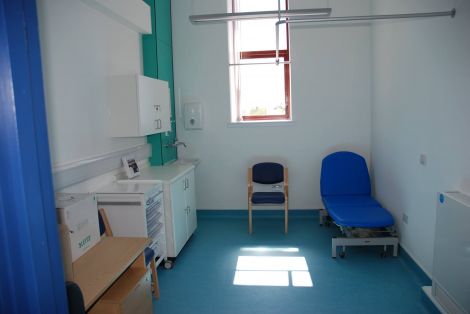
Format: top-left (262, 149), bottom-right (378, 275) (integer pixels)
top-left (228, 0), bottom-right (291, 122)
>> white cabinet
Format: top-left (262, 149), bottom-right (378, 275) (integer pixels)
top-left (185, 171), bottom-right (197, 237)
top-left (116, 163), bottom-right (198, 259)
top-left (431, 192), bottom-right (470, 313)
top-left (108, 75), bottom-right (170, 137)
top-left (95, 183), bottom-right (167, 266)
top-left (164, 167), bottom-right (197, 258)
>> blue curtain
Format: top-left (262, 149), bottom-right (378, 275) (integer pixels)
top-left (0, 0), bottom-right (68, 312)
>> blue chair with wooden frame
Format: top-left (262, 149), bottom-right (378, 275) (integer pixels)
top-left (248, 162), bottom-right (289, 234)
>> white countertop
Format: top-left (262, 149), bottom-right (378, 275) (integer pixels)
top-left (95, 181), bottom-right (161, 194)
top-left (117, 162), bottom-right (195, 184)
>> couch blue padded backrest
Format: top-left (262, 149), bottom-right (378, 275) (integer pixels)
top-left (320, 151), bottom-right (371, 196)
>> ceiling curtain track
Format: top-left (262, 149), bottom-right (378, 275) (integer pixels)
top-left (188, 5), bottom-right (456, 66)
top-left (189, 8), bottom-right (332, 23)
top-left (274, 8), bottom-right (456, 63)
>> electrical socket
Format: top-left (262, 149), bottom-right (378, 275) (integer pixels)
top-left (402, 213), bottom-right (409, 224)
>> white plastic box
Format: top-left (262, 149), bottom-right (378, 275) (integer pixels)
top-left (55, 193), bottom-right (100, 262)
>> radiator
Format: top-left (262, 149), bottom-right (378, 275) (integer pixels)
top-left (432, 192), bottom-right (470, 314)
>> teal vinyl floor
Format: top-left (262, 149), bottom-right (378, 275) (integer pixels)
top-left (153, 211), bottom-right (438, 314)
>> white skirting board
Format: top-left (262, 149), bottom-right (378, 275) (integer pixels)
top-left (422, 286), bottom-right (447, 314)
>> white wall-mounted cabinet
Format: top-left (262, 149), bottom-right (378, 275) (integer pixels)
top-left (108, 75), bottom-right (171, 137)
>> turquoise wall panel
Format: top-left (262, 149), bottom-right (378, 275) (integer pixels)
top-left (155, 0), bottom-right (172, 45)
top-left (161, 121), bottom-right (177, 163)
top-left (156, 40), bottom-right (176, 118)
top-left (143, 0), bottom-right (177, 165)
top-left (143, 0), bottom-right (163, 165)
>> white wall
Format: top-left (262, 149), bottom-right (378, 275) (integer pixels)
top-left (371, 0), bottom-right (470, 274)
top-left (171, 0), bottom-right (373, 210)
top-left (37, 0), bottom-right (146, 169)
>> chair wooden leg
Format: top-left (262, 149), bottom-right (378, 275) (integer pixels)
top-left (248, 201), bottom-right (253, 234)
top-left (284, 201), bottom-right (288, 234)
top-left (150, 259), bottom-right (160, 300)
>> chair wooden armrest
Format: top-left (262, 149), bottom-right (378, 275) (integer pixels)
top-left (247, 168), bottom-right (253, 197)
top-left (284, 167), bottom-right (289, 197)
top-left (98, 208), bottom-right (113, 237)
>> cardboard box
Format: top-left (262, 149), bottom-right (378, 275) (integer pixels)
top-left (56, 193), bottom-right (100, 262)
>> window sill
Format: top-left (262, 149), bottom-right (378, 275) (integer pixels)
top-left (227, 120), bottom-right (294, 128)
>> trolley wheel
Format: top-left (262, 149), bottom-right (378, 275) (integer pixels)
top-left (164, 260), bottom-right (173, 269)
top-left (339, 252), bottom-right (345, 259)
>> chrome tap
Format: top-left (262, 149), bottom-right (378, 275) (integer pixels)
top-left (165, 139), bottom-right (187, 148)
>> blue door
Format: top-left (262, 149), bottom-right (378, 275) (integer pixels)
top-left (0, 0), bottom-right (68, 313)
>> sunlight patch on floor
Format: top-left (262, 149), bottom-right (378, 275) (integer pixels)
top-left (233, 251), bottom-right (313, 287)
top-left (291, 271), bottom-right (313, 287)
top-left (236, 256), bottom-right (308, 271)
top-left (234, 270), bottom-right (289, 286)
top-left (240, 247), bottom-right (299, 253)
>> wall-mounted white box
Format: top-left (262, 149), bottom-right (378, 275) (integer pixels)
top-left (108, 75), bottom-right (171, 137)
top-left (184, 102), bottom-right (203, 130)
top-left (56, 193), bottom-right (100, 262)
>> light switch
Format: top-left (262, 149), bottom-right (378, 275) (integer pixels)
top-left (184, 102), bottom-right (203, 130)
top-left (419, 154), bottom-right (427, 166)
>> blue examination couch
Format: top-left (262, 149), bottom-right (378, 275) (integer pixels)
top-left (320, 151), bottom-right (398, 258)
